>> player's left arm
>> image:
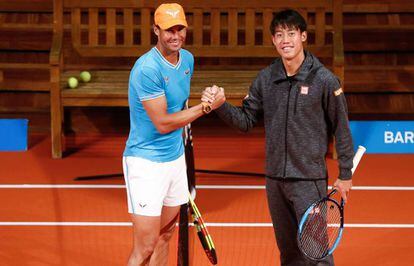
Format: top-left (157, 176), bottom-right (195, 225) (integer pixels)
top-left (324, 74), bottom-right (355, 201)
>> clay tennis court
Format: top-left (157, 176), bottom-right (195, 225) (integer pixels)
top-left (1, 123), bottom-right (413, 265)
top-left (1, 0), bottom-right (414, 265)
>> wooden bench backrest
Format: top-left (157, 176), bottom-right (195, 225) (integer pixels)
top-left (57, 0), bottom-right (343, 60)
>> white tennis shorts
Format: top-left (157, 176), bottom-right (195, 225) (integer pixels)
top-left (122, 154), bottom-right (188, 216)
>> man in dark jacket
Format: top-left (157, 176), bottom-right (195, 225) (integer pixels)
top-left (202, 9), bottom-right (354, 265)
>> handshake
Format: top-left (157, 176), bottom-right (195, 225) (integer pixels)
top-left (201, 85), bottom-right (226, 113)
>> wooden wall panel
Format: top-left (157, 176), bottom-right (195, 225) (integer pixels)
top-left (1, 0), bottom-right (414, 134)
top-left (0, 0), bottom-right (52, 11)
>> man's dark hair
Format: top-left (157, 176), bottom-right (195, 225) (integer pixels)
top-left (270, 9), bottom-right (307, 35)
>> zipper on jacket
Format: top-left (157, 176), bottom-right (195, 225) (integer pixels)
top-left (293, 85), bottom-right (299, 115)
top-left (283, 79), bottom-right (293, 177)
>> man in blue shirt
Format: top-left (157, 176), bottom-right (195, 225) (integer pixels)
top-left (123, 3), bottom-right (211, 265)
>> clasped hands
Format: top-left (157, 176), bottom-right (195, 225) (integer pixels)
top-left (201, 85), bottom-right (226, 110)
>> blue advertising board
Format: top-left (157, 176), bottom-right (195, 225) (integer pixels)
top-left (350, 121), bottom-right (414, 153)
top-left (0, 119), bottom-right (28, 151)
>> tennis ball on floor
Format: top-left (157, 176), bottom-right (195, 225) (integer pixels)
top-left (68, 77), bottom-right (78, 88)
top-left (79, 71), bottom-right (91, 82)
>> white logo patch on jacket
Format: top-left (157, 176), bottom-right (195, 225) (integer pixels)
top-left (300, 86), bottom-right (309, 95)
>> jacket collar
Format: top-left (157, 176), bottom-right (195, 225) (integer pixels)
top-left (270, 50), bottom-right (321, 84)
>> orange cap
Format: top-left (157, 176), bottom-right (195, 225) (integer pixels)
top-left (154, 3), bottom-right (188, 30)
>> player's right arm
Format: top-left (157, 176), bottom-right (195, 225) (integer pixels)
top-left (135, 66), bottom-right (207, 134)
top-left (142, 96), bottom-right (206, 134)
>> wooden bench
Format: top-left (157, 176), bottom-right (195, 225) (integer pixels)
top-left (50, 0), bottom-right (344, 158)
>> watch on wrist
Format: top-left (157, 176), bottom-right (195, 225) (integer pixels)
top-left (201, 102), bottom-right (212, 114)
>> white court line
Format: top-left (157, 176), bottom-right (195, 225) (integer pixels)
top-left (0, 222), bottom-right (414, 228)
top-left (0, 184), bottom-right (125, 189)
top-left (199, 185), bottom-right (414, 191)
top-left (1, 184), bottom-right (414, 190)
top-left (0, 222), bottom-right (132, 226)
top-left (206, 223), bottom-right (414, 228)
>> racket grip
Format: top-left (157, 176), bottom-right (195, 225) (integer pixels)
top-left (190, 189), bottom-right (196, 201)
top-left (351, 145), bottom-right (366, 175)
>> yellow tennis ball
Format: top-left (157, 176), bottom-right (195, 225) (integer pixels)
top-left (80, 71), bottom-right (91, 82)
top-left (68, 77), bottom-right (78, 88)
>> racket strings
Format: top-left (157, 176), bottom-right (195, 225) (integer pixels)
top-left (299, 201), bottom-right (342, 259)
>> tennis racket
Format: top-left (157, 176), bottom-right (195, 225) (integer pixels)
top-left (297, 145), bottom-right (366, 260)
top-left (188, 194), bottom-right (217, 265)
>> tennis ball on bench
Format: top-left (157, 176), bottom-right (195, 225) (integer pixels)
top-left (67, 77), bottom-right (78, 88)
top-left (80, 71), bottom-right (91, 82)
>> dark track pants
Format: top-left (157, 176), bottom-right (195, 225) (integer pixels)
top-left (266, 178), bottom-right (334, 266)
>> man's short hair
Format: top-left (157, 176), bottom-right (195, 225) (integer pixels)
top-left (270, 9), bottom-right (307, 35)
